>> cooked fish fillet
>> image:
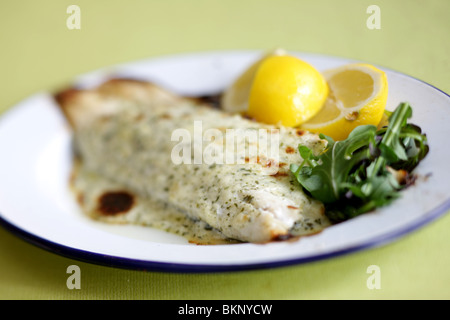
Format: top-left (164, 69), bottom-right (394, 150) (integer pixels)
top-left (56, 78), bottom-right (331, 243)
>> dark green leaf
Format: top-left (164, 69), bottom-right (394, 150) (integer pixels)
top-left (290, 102), bottom-right (429, 223)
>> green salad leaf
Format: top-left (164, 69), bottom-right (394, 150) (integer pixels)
top-left (290, 102), bottom-right (429, 223)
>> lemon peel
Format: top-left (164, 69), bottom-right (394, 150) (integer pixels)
top-left (247, 55), bottom-right (329, 127)
top-left (221, 48), bottom-right (286, 114)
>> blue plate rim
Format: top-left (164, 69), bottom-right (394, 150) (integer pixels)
top-left (1, 196), bottom-right (449, 273)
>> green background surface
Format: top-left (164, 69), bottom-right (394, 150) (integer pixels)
top-left (0, 0), bottom-right (449, 300)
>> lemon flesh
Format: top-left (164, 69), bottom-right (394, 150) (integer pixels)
top-left (301, 63), bottom-right (388, 141)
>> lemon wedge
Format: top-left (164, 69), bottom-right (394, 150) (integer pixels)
top-left (301, 63), bottom-right (388, 141)
top-left (247, 55), bottom-right (329, 127)
top-left (221, 48), bottom-right (286, 114)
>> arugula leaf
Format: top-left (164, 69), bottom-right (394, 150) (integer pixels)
top-left (290, 102), bottom-right (429, 223)
top-left (291, 125), bottom-right (376, 203)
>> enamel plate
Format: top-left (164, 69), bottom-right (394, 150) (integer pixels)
top-left (0, 51), bottom-right (449, 272)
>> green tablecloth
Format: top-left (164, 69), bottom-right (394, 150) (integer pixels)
top-left (0, 0), bottom-right (449, 300)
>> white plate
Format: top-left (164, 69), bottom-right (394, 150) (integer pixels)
top-left (1, 50), bottom-right (449, 272)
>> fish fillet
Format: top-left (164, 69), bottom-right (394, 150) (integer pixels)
top-left (56, 78), bottom-right (331, 243)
